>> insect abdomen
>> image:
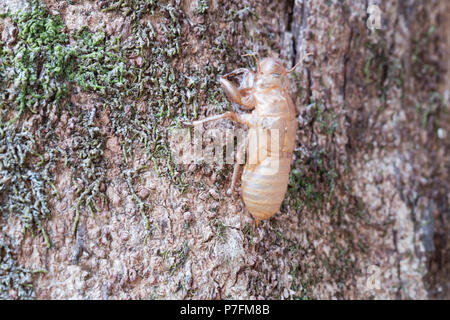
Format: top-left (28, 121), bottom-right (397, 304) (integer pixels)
top-left (241, 156), bottom-right (292, 221)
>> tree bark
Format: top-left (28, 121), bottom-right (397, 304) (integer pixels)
top-left (0, 0), bottom-right (448, 299)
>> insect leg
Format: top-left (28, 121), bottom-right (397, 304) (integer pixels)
top-left (219, 77), bottom-right (243, 105)
top-left (242, 53), bottom-right (259, 70)
top-left (192, 111), bottom-right (252, 126)
top-left (222, 68), bottom-right (250, 79)
top-left (228, 162), bottom-right (241, 196)
top-left (287, 52), bottom-right (313, 73)
top-left (227, 135), bottom-right (247, 196)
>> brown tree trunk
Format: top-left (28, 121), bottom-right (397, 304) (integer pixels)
top-left (0, 0), bottom-right (448, 299)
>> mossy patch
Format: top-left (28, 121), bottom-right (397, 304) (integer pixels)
top-left (0, 237), bottom-right (46, 300)
top-left (0, 110), bottom-right (54, 248)
top-left (1, 0), bottom-right (75, 121)
top-left (68, 109), bottom-right (107, 234)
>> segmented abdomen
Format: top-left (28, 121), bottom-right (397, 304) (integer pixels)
top-left (241, 156), bottom-right (291, 221)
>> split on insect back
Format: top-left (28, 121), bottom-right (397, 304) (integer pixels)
top-left (172, 53), bottom-right (311, 226)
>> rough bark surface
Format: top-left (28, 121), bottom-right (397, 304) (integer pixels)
top-left (0, 0), bottom-right (448, 299)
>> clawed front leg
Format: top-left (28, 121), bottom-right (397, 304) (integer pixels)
top-left (220, 68), bottom-right (256, 110)
top-left (218, 69), bottom-right (249, 105)
top-left (219, 77), bottom-right (243, 105)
